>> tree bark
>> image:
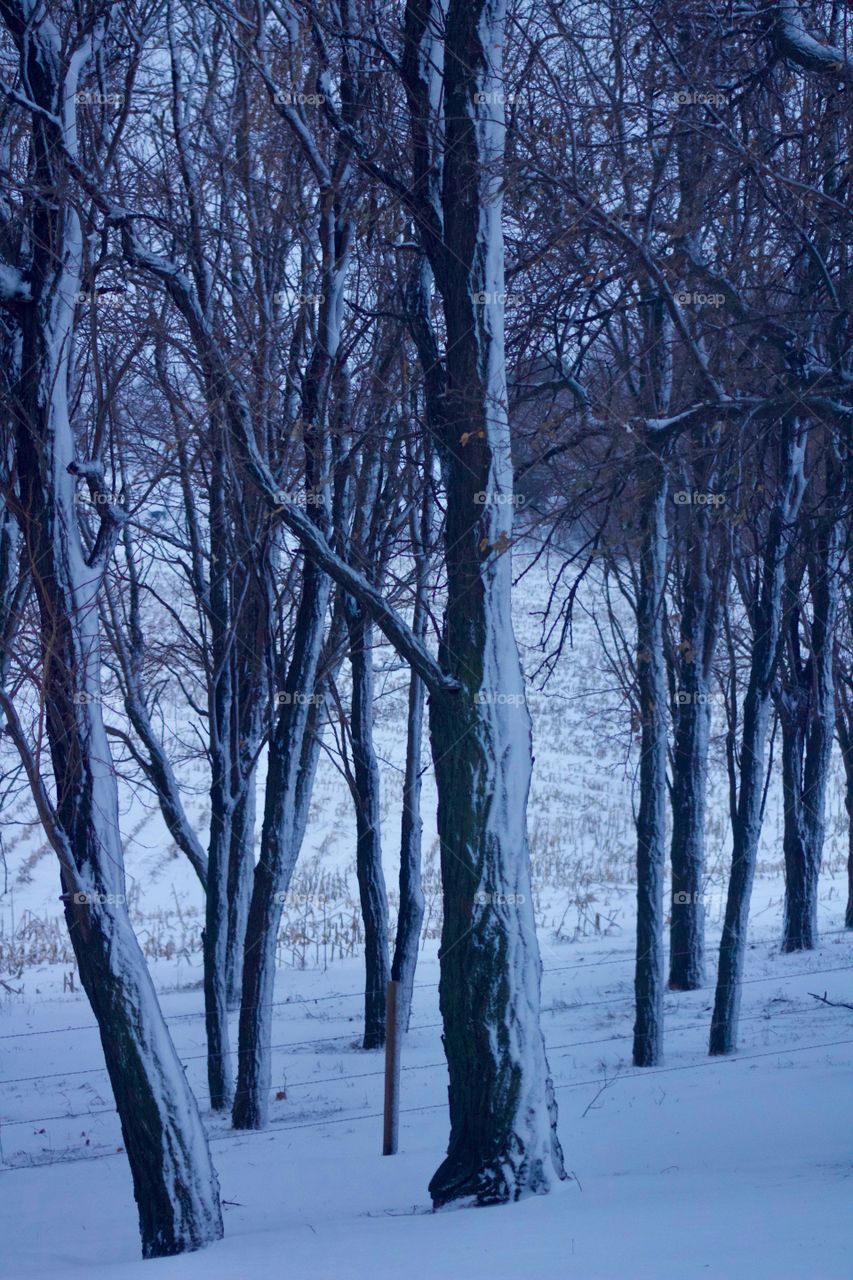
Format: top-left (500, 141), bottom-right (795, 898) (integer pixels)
top-left (667, 439), bottom-right (722, 990)
top-left (710, 420), bottom-right (806, 1054)
top-left (838, 702), bottom-right (853, 930)
top-left (633, 451), bottom-right (669, 1065)
top-left (232, 566), bottom-right (330, 1129)
top-left (0, 4), bottom-right (223, 1253)
top-left (391, 472), bottom-right (430, 1030)
top-left (226, 773), bottom-right (256, 1008)
top-left (412, 0), bottom-right (565, 1205)
top-left (203, 445), bottom-right (236, 1109)
top-left (779, 453), bottom-right (844, 951)
top-left (346, 603), bottom-right (390, 1049)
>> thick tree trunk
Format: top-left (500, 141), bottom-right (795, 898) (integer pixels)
top-left (710, 421), bottom-right (806, 1054)
top-left (415, 0), bottom-right (565, 1206)
top-left (428, 660), bottom-right (563, 1204)
top-left (0, 8), bottom-right (223, 1251)
top-left (633, 455), bottom-right (669, 1065)
top-left (67, 901), bottom-right (223, 1256)
top-left (346, 604), bottom-right (390, 1049)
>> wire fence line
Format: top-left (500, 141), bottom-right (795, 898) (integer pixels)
top-left (0, 956), bottom-right (850, 1149)
top-left (1, 955), bottom-right (850, 1086)
top-left (1, 1033), bottom-right (851, 1176)
top-left (2, 929), bottom-right (851, 1042)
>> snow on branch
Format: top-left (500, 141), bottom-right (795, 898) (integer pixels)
top-left (0, 262), bottom-right (30, 301)
top-left (67, 460), bottom-right (127, 571)
top-left (774, 1), bottom-right (853, 82)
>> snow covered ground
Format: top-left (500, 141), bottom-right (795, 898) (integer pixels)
top-left (1, 556), bottom-right (851, 1278)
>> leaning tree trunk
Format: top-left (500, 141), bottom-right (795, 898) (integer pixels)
top-left (232, 561), bottom-right (330, 1129)
top-left (0, 7), bottom-right (223, 1254)
top-left (710, 420), bottom-right (806, 1054)
top-left (414, 0), bottom-right (565, 1206)
top-left (633, 451), bottom-right (669, 1065)
top-left (346, 602), bottom-right (390, 1049)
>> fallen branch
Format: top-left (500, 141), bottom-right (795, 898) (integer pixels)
top-left (809, 991), bottom-right (853, 1013)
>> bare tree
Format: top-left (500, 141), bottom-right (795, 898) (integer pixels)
top-left (0, 0), bottom-right (222, 1254)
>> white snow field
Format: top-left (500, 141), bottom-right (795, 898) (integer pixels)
top-left (1, 558), bottom-right (851, 1279)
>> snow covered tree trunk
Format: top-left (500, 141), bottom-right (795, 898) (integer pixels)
top-left (633, 452), bottom-right (669, 1065)
top-left (231, 306), bottom-right (342, 1130)
top-left (839, 703), bottom-right (853, 930)
top-left (346, 602), bottom-right (390, 1049)
top-left (204, 447), bottom-right (236, 1109)
top-left (67, 906), bottom-right (223, 1255)
top-left (225, 486), bottom-right (272, 1011)
top-left (391, 475), bottom-right (431, 1031)
top-left (232, 557), bottom-right (331, 1129)
top-left (408, 0), bottom-right (565, 1206)
top-left (780, 458), bottom-right (844, 951)
top-left (710, 420), bottom-right (806, 1055)
top-left (204, 785), bottom-right (233, 1109)
top-left (0, 4), bottom-right (223, 1251)
top-left (226, 774), bottom-right (256, 1008)
top-left (228, 44), bottom-right (353, 1120)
